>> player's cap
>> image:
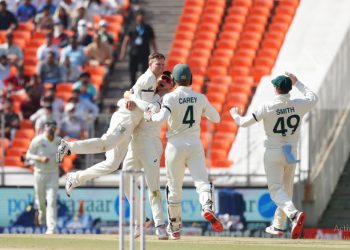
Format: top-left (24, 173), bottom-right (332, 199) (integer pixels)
top-left (172, 64), bottom-right (192, 85)
top-left (99, 20), bottom-right (107, 27)
top-left (271, 75), bottom-right (292, 92)
top-left (44, 120), bottom-right (57, 128)
top-left (65, 102), bottom-right (76, 112)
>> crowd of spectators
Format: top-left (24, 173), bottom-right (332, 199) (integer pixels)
top-left (0, 0), bottom-right (131, 146)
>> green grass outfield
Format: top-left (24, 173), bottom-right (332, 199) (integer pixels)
top-left (0, 235), bottom-right (350, 250)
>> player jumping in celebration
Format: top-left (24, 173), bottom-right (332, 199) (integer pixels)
top-left (230, 72), bottom-right (318, 239)
top-left (122, 71), bottom-right (175, 240)
top-left (58, 52), bottom-right (166, 197)
top-left (145, 64), bottom-right (224, 239)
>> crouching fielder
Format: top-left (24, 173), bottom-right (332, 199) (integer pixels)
top-left (230, 72), bottom-right (318, 239)
top-left (145, 64), bottom-right (224, 240)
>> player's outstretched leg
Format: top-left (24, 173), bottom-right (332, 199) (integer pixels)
top-left (290, 211), bottom-right (305, 239)
top-left (57, 139), bottom-right (71, 163)
top-left (65, 172), bottom-right (79, 197)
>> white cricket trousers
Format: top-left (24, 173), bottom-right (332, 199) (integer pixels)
top-left (68, 109), bottom-right (142, 185)
top-left (34, 171), bottom-right (58, 232)
top-left (264, 147), bottom-right (298, 229)
top-left (123, 136), bottom-right (165, 227)
top-left (165, 136), bottom-right (213, 230)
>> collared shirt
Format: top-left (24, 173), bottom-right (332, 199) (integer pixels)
top-left (16, 3), bottom-right (37, 22)
top-left (85, 42), bottom-right (113, 65)
top-left (0, 43), bottom-right (23, 60)
top-left (60, 45), bottom-right (86, 67)
top-left (36, 44), bottom-right (60, 61)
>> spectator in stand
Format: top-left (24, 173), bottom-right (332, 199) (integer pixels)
top-left (52, 21), bottom-right (69, 48)
top-left (60, 35), bottom-right (86, 67)
top-left (37, 51), bottom-right (62, 84)
top-left (60, 56), bottom-right (80, 83)
top-left (34, 5), bottom-right (54, 31)
top-left (1, 98), bottom-right (21, 140)
top-left (59, 0), bottom-right (77, 18)
top-left (86, 0), bottom-right (109, 21)
top-left (68, 90), bottom-right (99, 122)
top-left (53, 5), bottom-right (70, 29)
top-left (20, 79), bottom-right (43, 119)
top-left (97, 20), bottom-right (114, 45)
top-left (107, 0), bottom-right (124, 14)
top-left (119, 9), bottom-right (157, 87)
top-left (37, 0), bottom-right (56, 16)
top-left (72, 72), bottom-right (97, 101)
top-left (71, 3), bottom-right (88, 31)
top-left (16, 0), bottom-right (37, 22)
top-left (85, 34), bottom-right (113, 68)
top-left (3, 66), bottom-right (30, 95)
top-left (34, 102), bottom-right (55, 135)
top-left (0, 55), bottom-right (10, 91)
top-left (0, 32), bottom-right (23, 66)
top-left (58, 102), bottom-right (88, 139)
top-left (37, 32), bottom-right (60, 62)
top-left (3, 0), bottom-right (20, 14)
top-left (0, 0), bottom-right (18, 32)
top-left (76, 19), bottom-right (92, 47)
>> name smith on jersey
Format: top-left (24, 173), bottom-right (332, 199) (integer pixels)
top-left (276, 107), bottom-right (295, 115)
top-left (179, 97), bottom-right (197, 104)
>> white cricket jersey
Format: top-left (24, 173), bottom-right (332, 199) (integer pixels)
top-left (133, 94), bottom-right (163, 138)
top-left (132, 68), bottom-right (157, 103)
top-left (162, 86), bottom-right (220, 138)
top-left (26, 134), bottom-right (61, 174)
top-left (233, 81), bottom-right (318, 148)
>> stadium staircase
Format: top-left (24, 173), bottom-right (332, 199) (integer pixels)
top-left (318, 156), bottom-right (350, 227)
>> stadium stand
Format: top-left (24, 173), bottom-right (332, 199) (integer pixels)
top-left (165, 0), bottom-right (300, 168)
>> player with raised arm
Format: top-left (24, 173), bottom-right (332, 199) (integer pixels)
top-left (122, 71), bottom-right (175, 240)
top-left (145, 64), bottom-right (224, 240)
top-left (230, 72), bottom-right (318, 239)
top-left (58, 52), bottom-right (165, 197)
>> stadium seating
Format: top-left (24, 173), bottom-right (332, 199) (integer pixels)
top-left (165, 0), bottom-right (300, 167)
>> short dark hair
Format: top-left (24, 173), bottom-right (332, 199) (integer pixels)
top-left (148, 52), bottom-right (165, 62)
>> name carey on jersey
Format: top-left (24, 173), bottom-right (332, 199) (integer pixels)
top-left (178, 97), bottom-right (197, 104)
top-left (276, 107), bottom-right (295, 115)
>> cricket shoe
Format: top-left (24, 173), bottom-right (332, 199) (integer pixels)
top-left (155, 224), bottom-right (169, 240)
top-left (167, 225), bottom-right (180, 240)
top-left (65, 172), bottom-right (79, 197)
top-left (202, 209), bottom-right (223, 233)
top-left (56, 139), bottom-right (71, 163)
top-left (45, 229), bottom-right (55, 235)
top-left (290, 211), bottom-right (306, 239)
top-left (265, 225), bottom-right (285, 236)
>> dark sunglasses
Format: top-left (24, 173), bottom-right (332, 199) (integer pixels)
top-left (161, 75), bottom-right (171, 84)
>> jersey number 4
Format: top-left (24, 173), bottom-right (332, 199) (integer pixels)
top-left (273, 115), bottom-right (300, 136)
top-left (183, 105), bottom-right (195, 128)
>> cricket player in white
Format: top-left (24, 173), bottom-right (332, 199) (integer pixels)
top-left (56, 53), bottom-right (166, 197)
top-left (26, 120), bottom-right (61, 234)
top-left (122, 71), bottom-right (175, 240)
top-left (145, 64), bottom-right (224, 239)
top-left (230, 72), bottom-right (318, 239)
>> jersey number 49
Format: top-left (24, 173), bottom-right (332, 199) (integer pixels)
top-left (273, 115), bottom-right (300, 136)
